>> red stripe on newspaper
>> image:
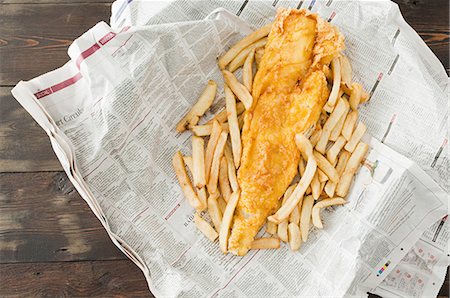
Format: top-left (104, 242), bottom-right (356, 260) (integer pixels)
top-left (99, 32), bottom-right (116, 45)
top-left (35, 31), bottom-right (117, 100)
top-left (52, 72), bottom-right (83, 93)
top-left (75, 32), bottom-right (115, 68)
top-left (34, 72), bottom-right (83, 99)
top-left (120, 26), bottom-right (131, 32)
top-left (76, 43), bottom-right (101, 68)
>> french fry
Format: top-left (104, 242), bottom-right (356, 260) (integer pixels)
top-left (319, 181), bottom-right (326, 196)
top-left (312, 197), bottom-right (346, 229)
top-left (309, 126), bottom-right (322, 147)
top-left (208, 192), bottom-right (223, 232)
top-left (324, 57), bottom-right (342, 112)
top-left (297, 132), bottom-right (316, 196)
top-left (183, 156), bottom-right (193, 173)
top-left (207, 102), bottom-right (245, 124)
top-left (361, 89), bottom-right (370, 103)
top-left (224, 144), bottom-right (239, 191)
top-left (269, 157), bottom-right (316, 223)
top-left (324, 151), bottom-right (350, 197)
top-left (284, 184), bottom-right (297, 202)
top-left (298, 157), bottom-right (306, 176)
top-left (313, 150), bottom-right (339, 183)
top-left (266, 221), bottom-right (278, 235)
top-left (326, 136), bottom-right (346, 165)
top-left (192, 136), bottom-right (206, 188)
top-left (278, 220), bottom-right (289, 242)
top-left (228, 38), bottom-right (267, 72)
top-left (251, 238), bottom-right (280, 250)
top-left (311, 171), bottom-right (321, 200)
top-left (219, 156), bottom-right (232, 202)
top-left (349, 82), bottom-right (363, 110)
top-left (242, 49), bottom-right (255, 92)
top-left (218, 22), bottom-right (272, 69)
top-left (223, 70), bottom-right (253, 110)
top-left (324, 182), bottom-right (335, 199)
top-left (316, 97), bottom-right (349, 154)
top-left (205, 120), bottom-right (223, 181)
top-left (336, 142), bottom-right (369, 197)
top-left (254, 47), bottom-right (265, 67)
top-left (344, 122), bottom-right (366, 153)
top-left (298, 157), bottom-right (311, 194)
top-left (238, 114), bottom-right (245, 130)
top-left (207, 131), bottom-right (228, 194)
top-left (218, 195), bottom-right (227, 214)
top-left (194, 213), bottom-right (218, 241)
top-left (289, 204), bottom-right (300, 225)
top-left (288, 223), bottom-right (301, 251)
top-left (303, 124), bottom-right (317, 139)
top-left (338, 88), bottom-right (345, 100)
top-left (173, 151), bottom-right (205, 211)
top-left (300, 195), bottom-right (314, 241)
top-left (176, 80), bottom-right (217, 131)
top-left (329, 99), bottom-right (349, 141)
top-left (342, 110), bottom-right (358, 141)
top-left (341, 82), bottom-right (352, 96)
top-left (225, 85), bottom-right (242, 168)
top-left (340, 55), bottom-right (352, 86)
top-left (219, 191), bottom-right (240, 253)
top-left (190, 122), bottom-right (229, 137)
top-left (183, 155), bottom-right (207, 207)
top-left (317, 169), bottom-right (328, 183)
top-left (277, 184), bottom-right (295, 242)
top-left (197, 187), bottom-right (208, 209)
top-left (295, 133), bottom-right (314, 159)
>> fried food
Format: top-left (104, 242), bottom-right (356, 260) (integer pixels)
top-left (227, 8), bottom-right (344, 255)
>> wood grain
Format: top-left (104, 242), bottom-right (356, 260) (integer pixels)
top-left (394, 0), bottom-right (449, 72)
top-left (0, 171), bottom-right (126, 263)
top-left (0, 260), bottom-right (153, 297)
top-left (0, 3), bottom-right (111, 85)
top-left (0, 87), bottom-right (62, 172)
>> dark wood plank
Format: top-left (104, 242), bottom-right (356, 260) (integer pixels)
top-left (0, 260), bottom-right (153, 297)
top-left (0, 171), bottom-right (126, 263)
top-left (0, 3), bottom-right (111, 85)
top-left (393, 0), bottom-right (449, 72)
top-left (0, 87), bottom-right (62, 172)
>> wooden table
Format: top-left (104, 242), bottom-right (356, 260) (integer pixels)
top-left (0, 0), bottom-right (448, 296)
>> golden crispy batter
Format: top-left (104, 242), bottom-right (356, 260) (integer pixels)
top-left (228, 8), bottom-right (344, 256)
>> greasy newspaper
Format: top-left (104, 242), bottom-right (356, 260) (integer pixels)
top-left (11, 0), bottom-right (448, 297)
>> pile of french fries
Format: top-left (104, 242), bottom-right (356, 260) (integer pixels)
top-left (173, 22), bottom-right (370, 253)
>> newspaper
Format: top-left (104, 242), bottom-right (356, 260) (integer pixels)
top-left (110, 1), bottom-right (450, 296)
top-left (11, 0), bottom-right (448, 297)
top-left (374, 217), bottom-right (449, 297)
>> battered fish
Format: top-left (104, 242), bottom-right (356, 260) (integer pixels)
top-left (228, 8), bottom-right (344, 256)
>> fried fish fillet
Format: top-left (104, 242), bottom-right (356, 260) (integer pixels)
top-left (228, 8), bottom-right (344, 256)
